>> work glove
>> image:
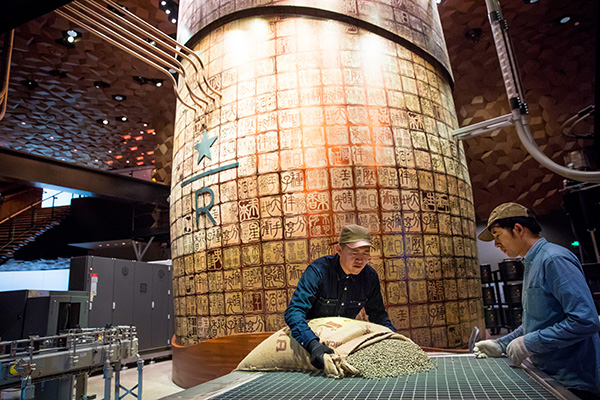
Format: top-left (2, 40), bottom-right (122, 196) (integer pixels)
top-left (506, 336), bottom-right (531, 366)
top-left (307, 339), bottom-right (335, 370)
top-left (473, 339), bottom-right (503, 358)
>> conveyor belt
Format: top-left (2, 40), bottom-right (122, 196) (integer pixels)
top-left (206, 356), bottom-right (559, 400)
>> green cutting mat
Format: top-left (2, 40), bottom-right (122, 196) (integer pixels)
top-left (211, 356), bottom-right (558, 399)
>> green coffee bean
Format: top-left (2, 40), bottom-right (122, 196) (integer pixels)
top-left (346, 339), bottom-right (436, 379)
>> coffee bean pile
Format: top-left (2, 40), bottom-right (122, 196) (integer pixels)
top-left (346, 339), bottom-right (436, 379)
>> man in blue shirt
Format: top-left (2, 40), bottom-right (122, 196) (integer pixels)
top-left (284, 224), bottom-right (395, 370)
top-left (474, 203), bottom-right (600, 399)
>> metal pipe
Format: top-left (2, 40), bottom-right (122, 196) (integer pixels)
top-left (484, 0), bottom-right (600, 183)
top-left (0, 30), bottom-right (14, 122)
top-left (512, 111), bottom-right (600, 183)
top-left (69, 0), bottom-right (209, 108)
top-left (54, 8), bottom-right (196, 110)
top-left (102, 0), bottom-right (221, 98)
top-left (81, 0), bottom-right (217, 103)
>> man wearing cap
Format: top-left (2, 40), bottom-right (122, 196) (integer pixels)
top-left (285, 224), bottom-right (395, 370)
top-left (474, 202), bottom-right (600, 399)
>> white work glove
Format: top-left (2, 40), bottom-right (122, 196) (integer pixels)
top-left (473, 339), bottom-right (503, 358)
top-left (506, 336), bottom-right (531, 366)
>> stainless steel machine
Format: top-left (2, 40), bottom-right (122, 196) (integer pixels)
top-left (0, 326), bottom-right (140, 400)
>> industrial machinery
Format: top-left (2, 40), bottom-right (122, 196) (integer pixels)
top-left (0, 326), bottom-right (141, 400)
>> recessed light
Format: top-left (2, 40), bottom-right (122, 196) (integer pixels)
top-left (94, 81), bottom-right (110, 89)
top-left (171, 18), bottom-right (177, 24)
top-left (112, 94), bottom-right (127, 101)
top-left (21, 80), bottom-right (38, 90)
top-left (97, 118), bottom-right (110, 125)
top-left (556, 15), bottom-right (572, 24)
top-left (116, 116), bottom-right (128, 122)
top-left (165, 9), bottom-right (171, 14)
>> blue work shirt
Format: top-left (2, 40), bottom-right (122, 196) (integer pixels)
top-left (498, 238), bottom-right (600, 395)
top-left (284, 254), bottom-right (395, 350)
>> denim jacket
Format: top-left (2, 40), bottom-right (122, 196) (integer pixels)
top-left (498, 238), bottom-right (600, 394)
top-left (284, 254), bottom-right (395, 350)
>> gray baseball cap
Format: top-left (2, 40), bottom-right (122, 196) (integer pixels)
top-left (478, 202), bottom-right (530, 242)
top-left (339, 224), bottom-right (373, 248)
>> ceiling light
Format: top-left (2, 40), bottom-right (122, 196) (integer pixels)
top-left (161, 0), bottom-right (166, 4)
top-left (165, 9), bottom-right (171, 14)
top-left (117, 116), bottom-right (128, 122)
top-left (122, 134), bottom-right (131, 140)
top-left (97, 118), bottom-right (110, 125)
top-left (20, 121), bottom-right (26, 125)
top-left (58, 30), bottom-right (82, 47)
top-left (171, 18), bottom-right (177, 24)
top-left (130, 146), bottom-right (138, 151)
top-left (112, 94), bottom-right (127, 101)
top-left (559, 16), bottom-right (570, 24)
top-left (522, 0), bottom-right (538, 3)
top-left (21, 79), bottom-right (38, 90)
top-left (135, 136), bottom-right (143, 141)
top-left (133, 76), bottom-right (148, 85)
top-left (465, 28), bottom-right (482, 43)
top-left (94, 81), bottom-right (110, 89)
top-left (151, 78), bottom-right (164, 87)
top-left (143, 123), bottom-right (148, 127)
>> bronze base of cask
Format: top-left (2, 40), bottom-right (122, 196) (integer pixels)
top-left (172, 332), bottom-right (273, 388)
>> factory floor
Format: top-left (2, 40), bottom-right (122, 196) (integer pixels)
top-left (86, 359), bottom-right (184, 400)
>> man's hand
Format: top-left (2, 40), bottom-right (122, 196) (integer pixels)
top-left (473, 339), bottom-right (503, 358)
top-left (506, 336), bottom-right (531, 366)
top-left (308, 339), bottom-right (335, 370)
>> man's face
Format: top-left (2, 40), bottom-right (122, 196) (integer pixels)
top-left (338, 245), bottom-right (371, 275)
top-left (490, 225), bottom-right (526, 257)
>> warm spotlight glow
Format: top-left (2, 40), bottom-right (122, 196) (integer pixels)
top-left (224, 30), bottom-right (251, 66)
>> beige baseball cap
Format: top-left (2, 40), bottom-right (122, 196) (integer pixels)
top-left (478, 202), bottom-right (530, 242)
top-left (339, 224), bottom-right (373, 248)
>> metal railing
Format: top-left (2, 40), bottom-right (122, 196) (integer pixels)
top-left (0, 191), bottom-right (66, 253)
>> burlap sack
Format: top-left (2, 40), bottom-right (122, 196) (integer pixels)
top-left (236, 317), bottom-right (413, 378)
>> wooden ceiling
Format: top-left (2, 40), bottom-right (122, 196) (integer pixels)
top-left (0, 0), bottom-right (596, 220)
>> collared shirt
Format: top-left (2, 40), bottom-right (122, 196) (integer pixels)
top-left (498, 238), bottom-right (600, 394)
top-left (284, 254), bottom-right (395, 350)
